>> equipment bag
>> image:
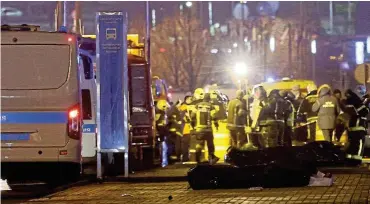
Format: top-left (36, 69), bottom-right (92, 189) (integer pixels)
top-left (187, 163), bottom-right (312, 190)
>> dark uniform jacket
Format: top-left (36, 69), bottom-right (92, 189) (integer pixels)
top-left (258, 90), bottom-right (286, 126)
top-left (227, 98), bottom-right (246, 130)
top-left (167, 105), bottom-right (183, 136)
top-left (297, 90), bottom-right (318, 123)
top-left (312, 85), bottom-right (340, 130)
top-left (344, 90), bottom-right (369, 132)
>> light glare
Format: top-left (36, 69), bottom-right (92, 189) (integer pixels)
top-left (311, 40), bottom-right (317, 54)
top-left (234, 62), bottom-right (247, 75)
top-left (269, 36), bottom-right (275, 52)
top-left (267, 77), bottom-right (274, 82)
top-left (356, 41), bottom-right (365, 65)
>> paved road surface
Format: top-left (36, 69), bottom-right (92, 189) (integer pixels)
top-left (18, 174), bottom-right (370, 204)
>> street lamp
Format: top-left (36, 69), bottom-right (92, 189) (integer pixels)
top-left (311, 40), bottom-right (317, 81)
top-left (269, 36), bottom-right (275, 52)
top-left (186, 1), bottom-right (192, 7)
top-left (233, 62), bottom-right (248, 76)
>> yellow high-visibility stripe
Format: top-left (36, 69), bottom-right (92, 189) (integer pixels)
top-left (348, 127), bottom-right (366, 131)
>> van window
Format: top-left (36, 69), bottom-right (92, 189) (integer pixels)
top-left (1, 44), bottom-right (70, 90)
top-left (80, 54), bottom-right (93, 80)
top-left (82, 89), bottom-right (92, 120)
top-left (131, 66), bottom-right (148, 107)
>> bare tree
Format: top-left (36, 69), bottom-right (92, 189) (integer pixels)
top-left (151, 12), bottom-right (212, 91)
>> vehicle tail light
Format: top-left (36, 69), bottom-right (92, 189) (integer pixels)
top-left (68, 104), bottom-right (81, 140)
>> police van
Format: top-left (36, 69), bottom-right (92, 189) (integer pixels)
top-left (1, 25), bottom-right (82, 183)
top-left (78, 49), bottom-right (97, 168)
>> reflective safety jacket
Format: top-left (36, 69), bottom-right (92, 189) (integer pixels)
top-left (297, 91), bottom-right (318, 124)
top-left (155, 109), bottom-right (168, 128)
top-left (227, 98), bottom-right (246, 130)
top-left (180, 103), bottom-right (192, 135)
top-left (191, 101), bottom-right (218, 133)
top-left (258, 96), bottom-right (286, 126)
top-left (250, 98), bottom-right (266, 128)
top-left (167, 105), bottom-right (183, 137)
top-left (312, 86), bottom-right (340, 130)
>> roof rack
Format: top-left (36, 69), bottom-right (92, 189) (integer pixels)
top-left (1, 24), bottom-right (41, 31)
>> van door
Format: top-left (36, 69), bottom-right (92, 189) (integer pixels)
top-left (79, 54), bottom-right (97, 158)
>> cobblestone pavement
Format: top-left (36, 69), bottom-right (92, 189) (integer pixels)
top-left (25, 174), bottom-right (370, 204)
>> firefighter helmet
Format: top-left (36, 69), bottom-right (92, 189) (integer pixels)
top-left (194, 88), bottom-right (205, 100)
top-left (156, 99), bottom-right (169, 111)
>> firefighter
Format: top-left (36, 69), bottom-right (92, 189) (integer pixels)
top-left (312, 84), bottom-right (341, 142)
top-left (343, 89), bottom-right (369, 161)
top-left (227, 90), bottom-right (248, 148)
top-left (210, 90), bottom-right (227, 121)
top-left (257, 89), bottom-right (286, 148)
top-left (177, 95), bottom-right (193, 162)
top-left (280, 90), bottom-right (295, 146)
top-left (292, 84), bottom-right (307, 142)
top-left (191, 93), bottom-right (220, 164)
top-left (168, 100), bottom-right (184, 163)
top-left (297, 84), bottom-right (318, 142)
top-left (155, 99), bottom-right (170, 167)
top-left (333, 89), bottom-right (347, 143)
top-left (250, 86), bottom-right (268, 149)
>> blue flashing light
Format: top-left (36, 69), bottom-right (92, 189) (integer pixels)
top-left (59, 26), bottom-right (68, 33)
top-left (267, 77), bottom-right (274, 82)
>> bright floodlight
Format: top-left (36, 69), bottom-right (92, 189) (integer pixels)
top-left (267, 77), bottom-right (274, 82)
top-left (367, 36), bottom-right (370, 54)
top-left (269, 36), bottom-right (275, 52)
top-left (210, 48), bottom-right (218, 54)
top-left (233, 43), bottom-right (238, 48)
top-left (356, 41), bottom-right (365, 65)
top-left (234, 62), bottom-right (247, 75)
top-left (186, 1), bottom-right (192, 7)
top-left (311, 40), bottom-right (317, 54)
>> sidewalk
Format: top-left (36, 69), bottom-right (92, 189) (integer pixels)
top-left (27, 173), bottom-right (370, 204)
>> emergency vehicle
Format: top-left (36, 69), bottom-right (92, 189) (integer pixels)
top-left (1, 24), bottom-right (82, 183)
top-left (80, 34), bottom-right (158, 170)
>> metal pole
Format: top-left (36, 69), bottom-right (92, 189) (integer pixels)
top-left (146, 1), bottom-right (150, 64)
top-left (329, 1), bottom-right (333, 34)
top-left (63, 1), bottom-right (67, 27)
top-left (312, 54), bottom-right (316, 82)
top-left (54, 8), bottom-right (58, 31)
top-left (57, 1), bottom-right (63, 30)
top-left (348, 1), bottom-right (351, 34)
top-left (288, 24), bottom-right (292, 72)
top-left (365, 64), bottom-right (369, 93)
top-left (74, 1), bottom-right (81, 34)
